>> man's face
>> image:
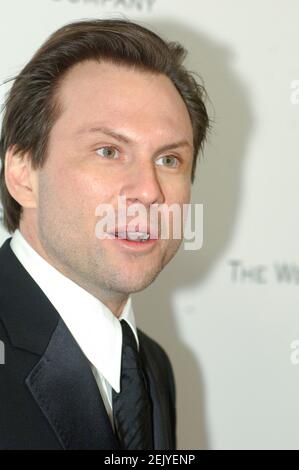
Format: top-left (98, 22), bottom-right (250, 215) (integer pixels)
top-left (34, 60), bottom-right (194, 301)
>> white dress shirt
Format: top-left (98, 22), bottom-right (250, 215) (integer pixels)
top-left (10, 229), bottom-right (139, 430)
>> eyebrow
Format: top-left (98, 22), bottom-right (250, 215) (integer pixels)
top-left (75, 125), bottom-right (193, 154)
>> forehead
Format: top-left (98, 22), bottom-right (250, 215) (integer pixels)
top-left (53, 60), bottom-right (193, 141)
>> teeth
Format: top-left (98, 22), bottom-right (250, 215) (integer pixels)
top-left (117, 231), bottom-right (127, 239)
top-left (127, 231), bottom-right (150, 241)
top-left (117, 231), bottom-right (150, 241)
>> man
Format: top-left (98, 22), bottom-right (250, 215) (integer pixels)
top-left (0, 19), bottom-right (209, 449)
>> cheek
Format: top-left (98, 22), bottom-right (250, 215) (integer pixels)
top-left (166, 179), bottom-right (191, 205)
top-left (51, 163), bottom-right (111, 205)
top-left (38, 166), bottom-right (84, 226)
top-left (164, 183), bottom-right (191, 234)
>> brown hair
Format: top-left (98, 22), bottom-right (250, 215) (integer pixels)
top-left (0, 18), bottom-right (210, 233)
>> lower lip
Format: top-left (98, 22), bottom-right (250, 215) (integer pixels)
top-left (106, 234), bottom-right (158, 251)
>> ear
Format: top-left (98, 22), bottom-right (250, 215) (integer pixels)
top-left (4, 145), bottom-right (38, 209)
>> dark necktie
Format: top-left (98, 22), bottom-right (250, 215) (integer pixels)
top-left (112, 319), bottom-right (154, 450)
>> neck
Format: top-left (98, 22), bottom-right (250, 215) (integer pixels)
top-left (18, 224), bottom-right (129, 318)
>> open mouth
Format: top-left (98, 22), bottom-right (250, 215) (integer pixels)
top-left (115, 231), bottom-right (151, 242)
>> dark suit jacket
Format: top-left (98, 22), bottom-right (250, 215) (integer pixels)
top-left (0, 238), bottom-right (176, 450)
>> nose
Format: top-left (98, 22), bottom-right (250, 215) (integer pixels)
top-left (119, 159), bottom-right (165, 208)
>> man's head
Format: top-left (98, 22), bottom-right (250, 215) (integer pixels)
top-left (0, 19), bottom-right (209, 310)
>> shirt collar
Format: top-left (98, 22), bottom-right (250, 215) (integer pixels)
top-left (10, 229), bottom-right (138, 393)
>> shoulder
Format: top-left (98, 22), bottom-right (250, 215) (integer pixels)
top-left (137, 328), bottom-right (176, 394)
top-left (137, 328), bottom-right (177, 447)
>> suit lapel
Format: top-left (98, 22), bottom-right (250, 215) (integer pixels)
top-left (25, 318), bottom-right (120, 450)
top-left (139, 336), bottom-right (172, 450)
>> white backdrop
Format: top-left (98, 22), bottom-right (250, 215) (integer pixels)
top-left (0, 0), bottom-right (298, 450)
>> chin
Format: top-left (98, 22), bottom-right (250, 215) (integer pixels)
top-left (115, 271), bottom-right (160, 294)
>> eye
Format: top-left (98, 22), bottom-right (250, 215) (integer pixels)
top-left (95, 146), bottom-right (119, 159)
top-left (156, 155), bottom-right (180, 168)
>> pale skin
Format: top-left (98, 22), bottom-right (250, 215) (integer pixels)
top-left (5, 60), bottom-right (194, 317)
